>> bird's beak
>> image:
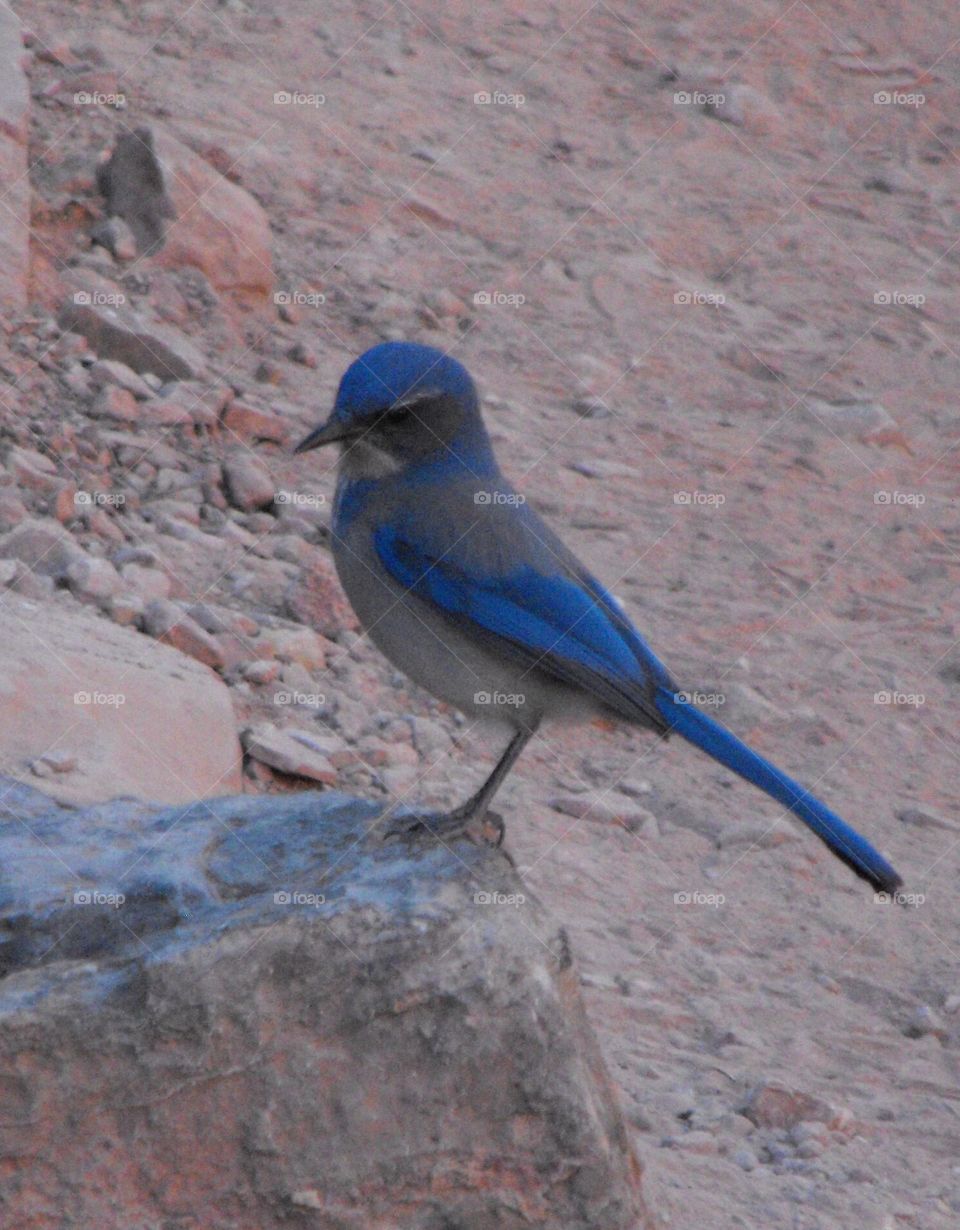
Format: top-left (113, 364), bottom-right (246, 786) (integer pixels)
top-left (293, 416), bottom-right (353, 453)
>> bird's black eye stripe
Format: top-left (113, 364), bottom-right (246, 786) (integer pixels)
top-left (383, 397), bottom-right (427, 424)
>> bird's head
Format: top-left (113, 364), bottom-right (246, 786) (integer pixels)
top-left (294, 341), bottom-right (496, 477)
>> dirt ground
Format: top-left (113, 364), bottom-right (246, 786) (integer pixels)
top-left (11, 1), bottom-right (960, 1225)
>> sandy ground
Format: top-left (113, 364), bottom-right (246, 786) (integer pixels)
top-left (12, 1), bottom-right (960, 1225)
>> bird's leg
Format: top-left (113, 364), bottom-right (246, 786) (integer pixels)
top-left (383, 722), bottom-right (538, 844)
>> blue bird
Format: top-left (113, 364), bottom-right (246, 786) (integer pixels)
top-left (295, 341), bottom-right (902, 894)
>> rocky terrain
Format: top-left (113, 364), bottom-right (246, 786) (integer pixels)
top-left (0, 1), bottom-right (958, 1226)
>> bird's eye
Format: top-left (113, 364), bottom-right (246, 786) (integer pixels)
top-left (384, 403), bottom-right (414, 423)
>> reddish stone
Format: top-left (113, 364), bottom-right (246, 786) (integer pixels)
top-left (284, 553), bottom-right (358, 638)
top-left (222, 400), bottom-right (289, 444)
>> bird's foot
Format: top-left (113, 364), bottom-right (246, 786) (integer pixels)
top-left (382, 806), bottom-right (505, 846)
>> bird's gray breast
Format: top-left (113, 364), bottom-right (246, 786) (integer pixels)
top-left (329, 487), bottom-right (592, 727)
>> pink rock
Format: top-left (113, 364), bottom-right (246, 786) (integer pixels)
top-left (105, 593), bottom-right (144, 626)
top-left (222, 455), bottom-right (275, 512)
top-left (51, 484), bottom-right (79, 524)
top-left (88, 385), bottom-right (139, 423)
top-left (742, 1081), bottom-right (836, 1131)
top-left (119, 561), bottom-right (172, 602)
top-left (243, 723), bottom-right (338, 784)
top-left (151, 126), bottom-right (274, 307)
top-left (284, 552), bottom-right (358, 637)
top-left (256, 625), bottom-right (329, 670)
top-left (0, 517), bottom-right (84, 579)
top-left (0, 487), bottom-right (27, 532)
top-left (6, 446), bottom-right (59, 492)
top-left (222, 400), bottom-right (289, 444)
top-left (143, 398), bottom-right (193, 428)
top-left (242, 659), bottom-right (280, 685)
top-left (0, 8), bottom-right (29, 316)
top-left (58, 270), bottom-right (207, 383)
top-left (0, 593), bottom-right (241, 804)
top-left (64, 555), bottom-right (124, 605)
top-left (88, 359), bottom-right (153, 400)
top-left (143, 599), bottom-right (226, 670)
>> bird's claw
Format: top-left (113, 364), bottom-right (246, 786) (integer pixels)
top-left (382, 807), bottom-right (505, 846)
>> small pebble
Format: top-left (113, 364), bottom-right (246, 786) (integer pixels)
top-left (733, 1146), bottom-right (757, 1172)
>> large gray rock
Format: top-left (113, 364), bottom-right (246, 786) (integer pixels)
top-left (0, 782), bottom-right (651, 1229)
top-left (95, 125), bottom-right (174, 256)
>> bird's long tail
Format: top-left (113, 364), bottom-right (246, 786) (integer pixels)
top-left (654, 687), bottom-right (902, 893)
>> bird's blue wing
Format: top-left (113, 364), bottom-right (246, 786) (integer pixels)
top-left (373, 506), bottom-right (902, 892)
top-left (373, 519), bottom-right (672, 730)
